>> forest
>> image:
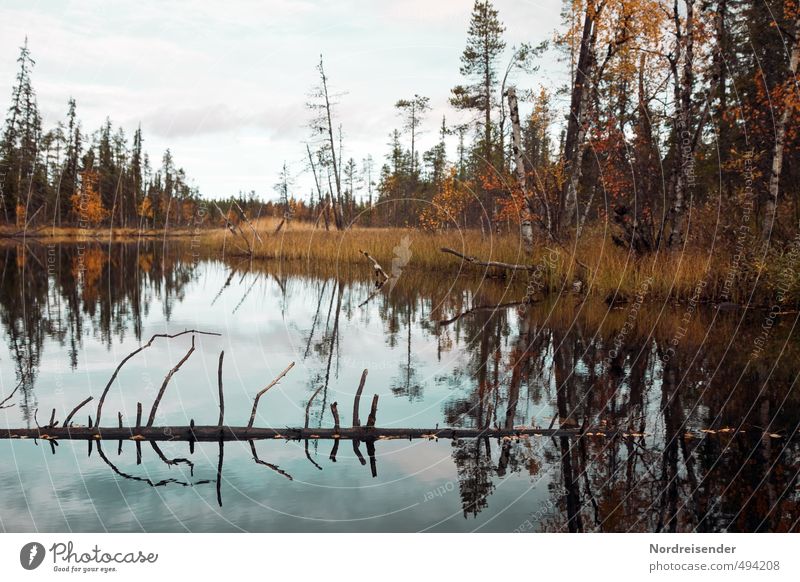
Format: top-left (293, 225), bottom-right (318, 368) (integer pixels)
top-left (1, 0), bottom-right (799, 281)
top-left (0, 0), bottom-right (799, 538)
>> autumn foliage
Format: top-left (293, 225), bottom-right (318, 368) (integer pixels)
top-left (70, 169), bottom-right (109, 226)
top-left (419, 168), bottom-right (473, 230)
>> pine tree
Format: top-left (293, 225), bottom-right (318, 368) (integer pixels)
top-left (0, 37), bottom-right (42, 225)
top-left (450, 1), bottom-right (506, 170)
top-left (394, 94), bottom-right (430, 179)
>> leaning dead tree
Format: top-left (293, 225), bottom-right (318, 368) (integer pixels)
top-left (213, 201), bottom-right (254, 256)
top-left (0, 330), bottom-right (611, 444)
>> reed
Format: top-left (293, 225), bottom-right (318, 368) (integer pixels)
top-left (185, 222), bottom-right (800, 305)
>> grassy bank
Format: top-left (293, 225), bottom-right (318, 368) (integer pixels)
top-left (0, 224), bottom-right (197, 243)
top-left (191, 217), bottom-right (800, 306)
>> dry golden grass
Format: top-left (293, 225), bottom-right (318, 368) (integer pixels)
top-left (0, 224), bottom-right (195, 242)
top-left (12, 216), bottom-right (785, 304)
top-left (190, 221), bottom-right (780, 304)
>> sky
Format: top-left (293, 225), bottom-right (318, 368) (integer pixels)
top-left (0, 0), bottom-right (565, 201)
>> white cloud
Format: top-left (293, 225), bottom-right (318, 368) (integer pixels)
top-left (0, 0), bottom-right (562, 199)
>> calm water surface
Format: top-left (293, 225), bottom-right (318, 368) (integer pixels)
top-left (0, 242), bottom-right (797, 532)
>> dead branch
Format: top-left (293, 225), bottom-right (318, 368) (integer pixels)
top-left (353, 369), bottom-right (368, 427)
top-left (1, 424), bottom-right (614, 441)
top-left (359, 250), bottom-right (390, 282)
top-left (95, 329), bottom-right (219, 427)
top-left (64, 396), bottom-right (93, 427)
top-left (216, 440), bottom-right (224, 507)
top-left (146, 336), bottom-right (197, 427)
top-left (233, 200), bottom-right (263, 245)
top-left (366, 440), bottom-right (377, 478)
top-left (441, 246), bottom-right (592, 283)
top-left (358, 278), bottom-right (388, 308)
top-left (352, 439), bottom-right (367, 465)
top-left (440, 247), bottom-right (535, 271)
top-left (247, 362), bottom-right (296, 428)
top-left (96, 441), bottom-right (199, 488)
top-left (366, 394), bottom-right (379, 428)
top-left (330, 402), bottom-right (340, 432)
top-left (329, 438), bottom-right (340, 462)
top-left (0, 380), bottom-right (22, 409)
top-left (217, 351), bottom-right (225, 426)
top-left (304, 385), bottom-right (323, 428)
top-left (150, 441), bottom-right (194, 473)
top-left (213, 201), bottom-right (252, 256)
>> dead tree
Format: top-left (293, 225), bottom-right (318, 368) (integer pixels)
top-left (507, 85), bottom-right (546, 249)
top-left (762, 14), bottom-right (800, 241)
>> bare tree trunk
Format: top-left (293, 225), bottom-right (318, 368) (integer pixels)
top-left (560, 1), bottom-right (600, 233)
top-left (762, 14), bottom-right (800, 241)
top-left (318, 56), bottom-right (345, 230)
top-left (507, 86), bottom-right (544, 250)
top-left (667, 0), bottom-right (695, 248)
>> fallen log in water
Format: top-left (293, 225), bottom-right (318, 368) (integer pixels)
top-left (0, 424), bottom-right (611, 441)
top-left (0, 329), bottom-right (620, 446)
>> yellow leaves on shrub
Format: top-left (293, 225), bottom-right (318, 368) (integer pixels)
top-left (138, 195), bottom-right (154, 219)
top-left (70, 170), bottom-right (109, 226)
top-left (419, 167), bottom-right (472, 230)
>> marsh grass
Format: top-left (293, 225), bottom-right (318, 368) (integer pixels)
top-left (179, 221), bottom-right (800, 305)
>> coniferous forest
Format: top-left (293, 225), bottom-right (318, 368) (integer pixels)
top-left (0, 0), bottom-right (799, 547)
top-left (1, 0), bottom-right (798, 253)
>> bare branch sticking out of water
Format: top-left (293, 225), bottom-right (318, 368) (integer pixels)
top-left (64, 396), bottom-right (93, 428)
top-left (248, 362), bottom-right (296, 428)
top-left (0, 380), bottom-right (22, 409)
top-left (146, 335), bottom-right (197, 427)
top-left (95, 329), bottom-right (220, 427)
top-left (353, 369), bottom-right (368, 427)
top-left (359, 249), bottom-right (390, 282)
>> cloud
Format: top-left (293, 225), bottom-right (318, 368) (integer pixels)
top-left (0, 0), bottom-right (563, 198)
top-left (138, 101), bottom-right (308, 139)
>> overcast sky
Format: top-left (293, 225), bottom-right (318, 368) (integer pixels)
top-left (0, 0), bottom-right (565, 200)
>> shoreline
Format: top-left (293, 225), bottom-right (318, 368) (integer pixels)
top-left (3, 223), bottom-right (799, 307)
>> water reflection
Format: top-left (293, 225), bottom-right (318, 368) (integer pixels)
top-left (0, 242), bottom-right (797, 532)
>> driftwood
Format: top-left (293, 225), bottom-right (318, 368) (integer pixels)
top-left (440, 246), bottom-right (592, 290)
top-left (0, 423), bottom-right (610, 442)
top-left (0, 333), bottom-right (613, 446)
top-left (0, 333), bottom-right (635, 504)
top-left (440, 247), bottom-right (535, 272)
top-left (359, 249), bottom-right (390, 283)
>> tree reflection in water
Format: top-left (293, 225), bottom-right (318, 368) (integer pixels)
top-left (0, 241), bottom-right (797, 532)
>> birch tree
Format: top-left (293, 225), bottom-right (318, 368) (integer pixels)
top-left (762, 13), bottom-right (800, 241)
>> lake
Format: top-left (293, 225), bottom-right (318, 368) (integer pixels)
top-left (0, 241), bottom-right (797, 532)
